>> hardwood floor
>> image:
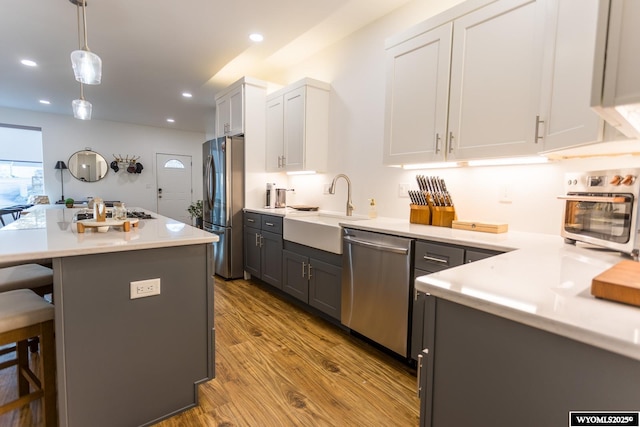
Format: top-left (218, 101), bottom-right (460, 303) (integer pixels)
top-left (0, 277), bottom-right (419, 426)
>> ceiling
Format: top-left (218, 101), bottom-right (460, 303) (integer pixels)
top-left (0, 0), bottom-right (413, 133)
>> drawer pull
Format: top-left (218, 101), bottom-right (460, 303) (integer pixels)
top-left (247, 218), bottom-right (255, 223)
top-left (423, 255), bottom-right (448, 264)
top-left (265, 222), bottom-right (274, 227)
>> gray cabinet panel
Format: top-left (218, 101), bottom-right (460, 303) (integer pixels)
top-left (412, 243), bottom-right (500, 360)
top-left (243, 225), bottom-right (261, 278)
top-left (282, 249), bottom-right (309, 301)
top-left (243, 212), bottom-right (283, 289)
top-left (261, 215), bottom-right (283, 234)
top-left (422, 298), bottom-right (640, 427)
top-left (308, 258), bottom-right (341, 319)
top-left (415, 241), bottom-right (464, 272)
top-left (55, 245), bottom-right (212, 426)
top-left (261, 230), bottom-right (283, 288)
top-left (464, 248), bottom-right (501, 264)
top-left (281, 241), bottom-right (343, 320)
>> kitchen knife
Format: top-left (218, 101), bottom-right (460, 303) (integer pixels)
top-left (439, 177), bottom-right (453, 206)
top-left (434, 177), bottom-right (447, 206)
top-left (429, 176), bottom-right (442, 206)
top-left (409, 190), bottom-right (418, 205)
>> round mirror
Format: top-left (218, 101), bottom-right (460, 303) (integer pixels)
top-left (68, 150), bottom-right (108, 182)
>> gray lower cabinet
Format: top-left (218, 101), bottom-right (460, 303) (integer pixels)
top-left (243, 212), bottom-right (283, 288)
top-left (418, 295), bottom-right (640, 427)
top-left (282, 241), bottom-right (342, 320)
top-left (411, 241), bottom-right (501, 360)
top-left (53, 244), bottom-right (214, 427)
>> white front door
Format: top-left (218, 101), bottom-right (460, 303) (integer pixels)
top-left (156, 153), bottom-right (192, 224)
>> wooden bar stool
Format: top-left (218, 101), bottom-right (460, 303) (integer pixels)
top-left (0, 289), bottom-right (56, 426)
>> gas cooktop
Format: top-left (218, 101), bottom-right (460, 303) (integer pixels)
top-left (76, 211), bottom-right (155, 221)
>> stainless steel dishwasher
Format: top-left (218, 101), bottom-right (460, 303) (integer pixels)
top-left (342, 228), bottom-right (413, 357)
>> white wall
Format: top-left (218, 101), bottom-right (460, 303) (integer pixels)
top-left (260, 0), bottom-right (640, 235)
top-left (0, 107), bottom-right (206, 211)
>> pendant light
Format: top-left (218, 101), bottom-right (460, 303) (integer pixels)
top-left (72, 83), bottom-right (92, 120)
top-left (70, 0), bottom-right (102, 85)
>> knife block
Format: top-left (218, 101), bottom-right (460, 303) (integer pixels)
top-left (430, 206), bottom-right (457, 228)
top-left (409, 204), bottom-right (431, 225)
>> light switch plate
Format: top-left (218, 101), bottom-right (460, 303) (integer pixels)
top-left (398, 183), bottom-right (410, 198)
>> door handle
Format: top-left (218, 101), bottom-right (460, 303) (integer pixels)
top-left (534, 115), bottom-right (544, 143)
top-left (302, 261), bottom-right (307, 278)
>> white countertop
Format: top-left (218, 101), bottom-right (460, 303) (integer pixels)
top-left (244, 206), bottom-right (640, 361)
top-left (0, 205), bottom-right (218, 264)
top-left (415, 243), bottom-right (640, 361)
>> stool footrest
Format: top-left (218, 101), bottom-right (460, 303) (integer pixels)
top-left (0, 390), bottom-right (44, 416)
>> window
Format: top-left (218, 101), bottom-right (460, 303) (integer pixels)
top-left (0, 125), bottom-right (44, 206)
top-left (164, 159), bottom-right (185, 169)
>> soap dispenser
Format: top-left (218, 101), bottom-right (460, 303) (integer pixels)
top-left (368, 198), bottom-right (377, 219)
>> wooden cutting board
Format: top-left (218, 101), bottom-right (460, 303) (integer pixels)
top-left (452, 220), bottom-right (508, 234)
top-left (591, 260), bottom-right (640, 307)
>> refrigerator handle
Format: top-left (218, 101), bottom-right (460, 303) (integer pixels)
top-left (206, 155), bottom-right (214, 210)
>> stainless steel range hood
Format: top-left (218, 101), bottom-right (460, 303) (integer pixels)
top-left (591, 0), bottom-right (640, 139)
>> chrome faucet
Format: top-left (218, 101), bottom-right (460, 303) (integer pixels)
top-left (329, 174), bottom-right (355, 216)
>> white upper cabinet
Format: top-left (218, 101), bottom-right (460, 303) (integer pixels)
top-left (591, 0), bottom-right (640, 139)
top-left (265, 96), bottom-right (284, 171)
top-left (538, 0), bottom-right (603, 151)
top-left (447, 0), bottom-right (546, 160)
top-left (265, 78), bottom-right (330, 173)
top-left (384, 0), bottom-right (547, 165)
top-left (215, 83), bottom-right (244, 137)
top-left (383, 23), bottom-right (452, 165)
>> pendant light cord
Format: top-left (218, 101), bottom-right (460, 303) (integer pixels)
top-left (76, 2), bottom-right (82, 49)
top-left (81, 0), bottom-right (90, 51)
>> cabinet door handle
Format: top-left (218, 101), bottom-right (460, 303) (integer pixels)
top-left (448, 131), bottom-right (454, 154)
top-left (255, 233), bottom-right (260, 247)
top-left (259, 235), bottom-right (264, 248)
top-left (281, 156), bottom-right (286, 167)
top-left (277, 156), bottom-right (281, 169)
top-left (534, 115), bottom-right (544, 144)
top-left (416, 352), bottom-right (423, 397)
top-left (423, 255), bottom-right (448, 264)
top-left (434, 133), bottom-right (441, 154)
top-left (302, 261), bottom-right (307, 278)
top-left (308, 264), bottom-right (312, 280)
top-left (416, 348), bottom-right (429, 397)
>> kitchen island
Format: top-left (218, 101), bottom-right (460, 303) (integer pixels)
top-left (0, 205), bottom-right (218, 427)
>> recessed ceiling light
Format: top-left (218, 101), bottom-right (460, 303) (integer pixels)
top-left (182, 92), bottom-right (193, 98)
top-left (39, 100), bottom-right (51, 105)
top-left (21, 59), bottom-right (37, 67)
top-left (166, 118), bottom-right (175, 123)
top-left (249, 33), bottom-right (264, 42)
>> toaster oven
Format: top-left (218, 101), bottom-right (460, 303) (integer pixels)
top-left (559, 169), bottom-right (640, 259)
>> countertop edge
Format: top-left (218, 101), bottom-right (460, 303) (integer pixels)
top-left (417, 279), bottom-right (640, 362)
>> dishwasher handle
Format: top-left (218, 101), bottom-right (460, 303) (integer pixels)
top-left (343, 235), bottom-right (409, 254)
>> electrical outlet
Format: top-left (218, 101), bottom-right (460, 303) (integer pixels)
top-left (398, 183), bottom-right (410, 198)
top-left (499, 184), bottom-right (513, 204)
top-left (130, 278), bottom-right (161, 299)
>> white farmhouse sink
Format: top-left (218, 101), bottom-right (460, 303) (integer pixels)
top-left (283, 211), bottom-right (369, 254)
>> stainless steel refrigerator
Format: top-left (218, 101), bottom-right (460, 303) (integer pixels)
top-left (203, 136), bottom-right (244, 279)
